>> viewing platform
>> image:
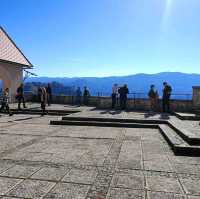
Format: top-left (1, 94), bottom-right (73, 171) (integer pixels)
top-left (0, 103), bottom-right (200, 198)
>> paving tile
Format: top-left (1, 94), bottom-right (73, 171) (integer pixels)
top-left (180, 177), bottom-right (200, 195)
top-left (7, 179), bottom-right (55, 198)
top-left (144, 158), bottom-right (172, 172)
top-left (147, 191), bottom-right (187, 199)
top-left (169, 156), bottom-right (200, 165)
top-left (146, 175), bottom-right (183, 193)
top-left (172, 163), bottom-right (200, 175)
top-left (0, 197), bottom-right (23, 199)
top-left (106, 188), bottom-right (145, 199)
top-left (0, 162), bottom-right (14, 174)
top-left (31, 166), bottom-right (70, 181)
top-left (0, 165), bottom-right (40, 178)
top-left (188, 196), bottom-right (200, 199)
top-left (111, 170), bottom-right (144, 190)
top-left (0, 177), bottom-right (22, 195)
top-left (62, 168), bottom-right (98, 184)
top-left (1, 197), bottom-right (23, 199)
top-left (43, 182), bottom-right (90, 199)
top-left (0, 134), bottom-right (35, 153)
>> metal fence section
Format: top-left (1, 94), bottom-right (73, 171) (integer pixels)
top-left (24, 89), bottom-right (193, 101)
top-left (94, 92), bottom-right (192, 101)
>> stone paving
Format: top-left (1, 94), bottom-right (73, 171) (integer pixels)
top-left (0, 105), bottom-right (200, 198)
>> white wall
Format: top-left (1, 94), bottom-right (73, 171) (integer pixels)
top-left (0, 62), bottom-right (23, 101)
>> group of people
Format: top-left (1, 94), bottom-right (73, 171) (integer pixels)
top-left (0, 83), bottom-right (53, 116)
top-left (111, 82), bottom-right (172, 112)
top-left (148, 82), bottom-right (172, 113)
top-left (112, 84), bottom-right (129, 110)
top-left (0, 81), bottom-right (173, 116)
top-left (75, 86), bottom-right (90, 106)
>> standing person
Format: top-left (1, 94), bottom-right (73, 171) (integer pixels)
top-left (46, 83), bottom-right (52, 106)
top-left (38, 87), bottom-right (47, 116)
top-left (16, 83), bottom-right (26, 110)
top-left (0, 88), bottom-right (12, 116)
top-left (162, 82), bottom-right (172, 113)
top-left (76, 87), bottom-right (82, 106)
top-left (83, 86), bottom-right (90, 106)
top-left (119, 84), bottom-right (129, 110)
top-left (112, 84), bottom-right (118, 109)
top-left (148, 85), bottom-right (158, 111)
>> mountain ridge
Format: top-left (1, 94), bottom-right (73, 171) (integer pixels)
top-left (26, 72), bottom-right (200, 97)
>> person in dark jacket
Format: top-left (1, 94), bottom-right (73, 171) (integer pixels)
top-left (83, 87), bottom-right (90, 106)
top-left (16, 83), bottom-right (26, 110)
top-left (0, 88), bottom-right (12, 116)
top-left (46, 83), bottom-right (52, 106)
top-left (76, 87), bottom-right (82, 106)
top-left (118, 84), bottom-right (129, 110)
top-left (162, 82), bottom-right (172, 113)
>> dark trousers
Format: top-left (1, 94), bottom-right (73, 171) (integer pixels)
top-left (0, 102), bottom-right (11, 115)
top-left (162, 96), bottom-right (170, 113)
top-left (76, 96), bottom-right (81, 106)
top-left (18, 96), bottom-right (26, 109)
top-left (120, 97), bottom-right (127, 110)
top-left (112, 93), bottom-right (117, 108)
top-left (83, 96), bottom-right (89, 106)
top-left (47, 94), bottom-right (52, 106)
top-left (41, 101), bottom-right (46, 115)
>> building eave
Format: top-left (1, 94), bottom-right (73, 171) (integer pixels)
top-left (0, 59), bottom-right (33, 69)
top-left (0, 26), bottom-right (33, 67)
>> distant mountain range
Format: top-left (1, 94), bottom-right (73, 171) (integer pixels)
top-left (26, 72), bottom-right (200, 99)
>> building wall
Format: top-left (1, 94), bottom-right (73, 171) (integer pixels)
top-left (0, 62), bottom-right (23, 101)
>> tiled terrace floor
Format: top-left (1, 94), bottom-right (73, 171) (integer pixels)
top-left (0, 104), bottom-right (199, 198)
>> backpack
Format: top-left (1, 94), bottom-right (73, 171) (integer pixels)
top-left (148, 89), bottom-right (156, 98)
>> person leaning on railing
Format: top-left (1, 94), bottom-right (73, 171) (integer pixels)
top-left (148, 85), bottom-right (159, 112)
top-left (83, 86), bottom-right (90, 106)
top-left (162, 82), bottom-right (172, 113)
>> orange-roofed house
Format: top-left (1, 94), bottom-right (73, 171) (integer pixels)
top-left (0, 26), bottom-right (33, 101)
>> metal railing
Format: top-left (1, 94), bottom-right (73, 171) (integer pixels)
top-left (92, 92), bottom-right (192, 101)
top-left (24, 90), bottom-right (192, 101)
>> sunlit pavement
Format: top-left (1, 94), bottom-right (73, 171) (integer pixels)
top-left (0, 104), bottom-right (199, 198)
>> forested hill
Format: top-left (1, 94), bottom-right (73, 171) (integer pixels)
top-left (26, 72), bottom-right (200, 96)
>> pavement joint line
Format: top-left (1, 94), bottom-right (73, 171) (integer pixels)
top-left (86, 132), bottom-right (125, 198)
top-left (140, 130), bottom-right (148, 199)
top-left (159, 137), bottom-right (188, 197)
top-left (2, 177), bottom-right (25, 197)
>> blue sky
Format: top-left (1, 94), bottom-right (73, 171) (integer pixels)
top-left (1, 0), bottom-right (200, 77)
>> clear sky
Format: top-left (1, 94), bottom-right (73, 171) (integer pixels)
top-left (1, 0), bottom-right (200, 77)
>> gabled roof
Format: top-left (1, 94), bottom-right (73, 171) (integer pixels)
top-left (0, 26), bottom-right (33, 68)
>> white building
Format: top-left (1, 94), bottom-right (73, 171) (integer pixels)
top-left (0, 26), bottom-right (33, 101)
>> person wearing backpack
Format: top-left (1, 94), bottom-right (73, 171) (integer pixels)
top-left (162, 82), bottom-right (172, 113)
top-left (148, 85), bottom-right (158, 112)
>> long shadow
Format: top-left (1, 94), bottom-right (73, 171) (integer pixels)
top-left (144, 112), bottom-right (157, 118)
top-left (159, 113), bottom-right (170, 120)
top-left (100, 109), bottom-right (122, 115)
